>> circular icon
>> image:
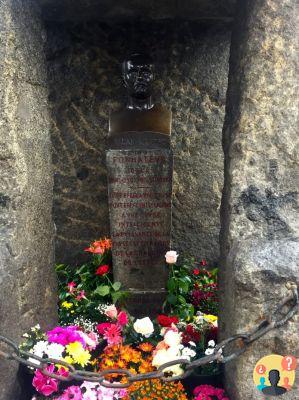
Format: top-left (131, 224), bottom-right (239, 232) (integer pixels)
top-left (256, 364), bottom-right (266, 374)
top-left (281, 355), bottom-right (297, 371)
top-left (253, 355), bottom-right (296, 396)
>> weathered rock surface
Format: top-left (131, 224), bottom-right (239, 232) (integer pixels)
top-left (0, 1), bottom-right (57, 399)
top-left (47, 20), bottom-right (231, 265)
top-left (220, 0), bottom-right (299, 399)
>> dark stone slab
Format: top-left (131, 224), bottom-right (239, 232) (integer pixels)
top-left (106, 147), bottom-right (173, 313)
top-left (107, 131), bottom-right (170, 150)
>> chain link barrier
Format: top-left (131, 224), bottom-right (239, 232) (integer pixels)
top-left (0, 282), bottom-right (298, 389)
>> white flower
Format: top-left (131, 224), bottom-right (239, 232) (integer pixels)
top-left (32, 341), bottom-right (48, 357)
top-left (104, 304), bottom-right (118, 319)
top-left (152, 348), bottom-right (183, 376)
top-left (31, 324), bottom-right (41, 331)
top-left (164, 330), bottom-right (182, 347)
top-left (189, 341), bottom-right (196, 347)
top-left (208, 340), bottom-right (216, 348)
top-left (133, 317), bottom-right (154, 337)
top-left (205, 348), bottom-right (214, 356)
top-left (46, 343), bottom-right (64, 360)
top-left (165, 250), bottom-right (178, 264)
top-left (164, 364), bottom-right (184, 377)
top-left (181, 347), bottom-right (196, 359)
top-left (194, 314), bottom-right (204, 324)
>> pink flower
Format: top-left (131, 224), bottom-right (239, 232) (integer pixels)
top-left (96, 323), bottom-right (111, 335)
top-left (117, 311), bottom-right (128, 326)
top-left (105, 305), bottom-right (118, 319)
top-left (103, 324), bottom-right (122, 345)
top-left (47, 326), bottom-right (86, 347)
top-left (67, 281), bottom-right (76, 293)
top-left (77, 331), bottom-right (98, 351)
top-left (32, 364), bottom-right (58, 396)
top-left (76, 290), bottom-right (87, 301)
top-left (57, 385), bottom-right (82, 400)
top-left (193, 385), bottom-right (229, 400)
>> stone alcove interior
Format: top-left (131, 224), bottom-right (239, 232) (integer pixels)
top-left (2, 2), bottom-right (297, 400)
top-left (42, 0), bottom-right (234, 267)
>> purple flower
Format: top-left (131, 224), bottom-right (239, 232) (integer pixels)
top-left (47, 326), bottom-right (86, 347)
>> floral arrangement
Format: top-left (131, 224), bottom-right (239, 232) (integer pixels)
top-left (21, 239), bottom-right (228, 400)
top-left (56, 238), bottom-right (128, 324)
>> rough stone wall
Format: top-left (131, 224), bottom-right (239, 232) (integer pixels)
top-left (0, 1), bottom-right (57, 399)
top-left (220, 0), bottom-right (298, 399)
top-left (46, 20), bottom-right (231, 265)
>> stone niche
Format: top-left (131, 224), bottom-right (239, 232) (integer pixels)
top-left (43, 0), bottom-right (233, 266)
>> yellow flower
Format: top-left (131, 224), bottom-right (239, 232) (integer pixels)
top-left (73, 350), bottom-right (91, 367)
top-left (203, 314), bottom-right (218, 326)
top-left (66, 341), bottom-right (83, 356)
top-left (66, 342), bottom-right (91, 367)
top-left (63, 355), bottom-right (74, 364)
top-left (56, 355), bottom-right (74, 370)
top-left (61, 301), bottom-right (73, 309)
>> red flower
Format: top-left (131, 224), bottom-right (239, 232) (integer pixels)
top-left (96, 264), bottom-right (109, 276)
top-left (207, 326), bottom-right (218, 343)
top-left (96, 322), bottom-right (112, 335)
top-left (200, 259), bottom-right (207, 266)
top-left (157, 314), bottom-right (179, 327)
top-left (193, 268), bottom-right (200, 275)
top-left (182, 324), bottom-right (201, 344)
top-left (117, 311), bottom-right (129, 326)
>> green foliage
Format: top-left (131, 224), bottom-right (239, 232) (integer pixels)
top-left (163, 257), bottom-right (218, 321)
top-left (56, 248), bottom-right (128, 324)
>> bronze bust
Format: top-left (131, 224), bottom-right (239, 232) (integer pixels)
top-left (109, 53), bottom-right (172, 136)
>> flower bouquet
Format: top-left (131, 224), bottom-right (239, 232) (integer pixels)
top-left (20, 239), bottom-right (228, 400)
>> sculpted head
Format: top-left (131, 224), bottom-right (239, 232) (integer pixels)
top-left (122, 53), bottom-right (154, 100)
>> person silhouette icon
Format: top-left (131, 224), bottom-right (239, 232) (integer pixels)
top-left (282, 377), bottom-right (292, 391)
top-left (257, 377), bottom-right (267, 391)
top-left (262, 369), bottom-right (287, 395)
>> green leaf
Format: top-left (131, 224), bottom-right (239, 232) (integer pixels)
top-left (166, 294), bottom-right (177, 305)
top-left (178, 295), bottom-right (187, 305)
top-left (94, 285), bottom-right (110, 296)
top-left (167, 277), bottom-right (176, 291)
top-left (111, 291), bottom-right (123, 304)
top-left (112, 282), bottom-right (121, 291)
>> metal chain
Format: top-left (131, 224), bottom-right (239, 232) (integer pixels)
top-left (0, 282), bottom-right (298, 389)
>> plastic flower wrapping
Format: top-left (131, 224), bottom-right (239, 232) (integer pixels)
top-left (20, 239), bottom-right (229, 400)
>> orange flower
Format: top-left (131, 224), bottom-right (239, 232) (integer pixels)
top-left (138, 342), bottom-right (154, 353)
top-left (126, 379), bottom-right (188, 400)
top-left (84, 237), bottom-right (112, 254)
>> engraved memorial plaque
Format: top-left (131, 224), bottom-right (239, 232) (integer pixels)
top-left (107, 146), bottom-right (172, 296)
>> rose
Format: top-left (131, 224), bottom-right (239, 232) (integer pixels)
top-left (157, 314), bottom-right (179, 327)
top-left (117, 311), bottom-right (129, 326)
top-left (95, 265), bottom-right (109, 276)
top-left (164, 330), bottom-right (182, 347)
top-left (133, 317), bottom-right (154, 337)
top-left (193, 268), bottom-right (200, 275)
top-left (165, 250), bottom-right (178, 264)
top-left (105, 305), bottom-right (118, 319)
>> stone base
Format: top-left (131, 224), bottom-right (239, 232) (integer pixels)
top-left (125, 289), bottom-right (167, 318)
